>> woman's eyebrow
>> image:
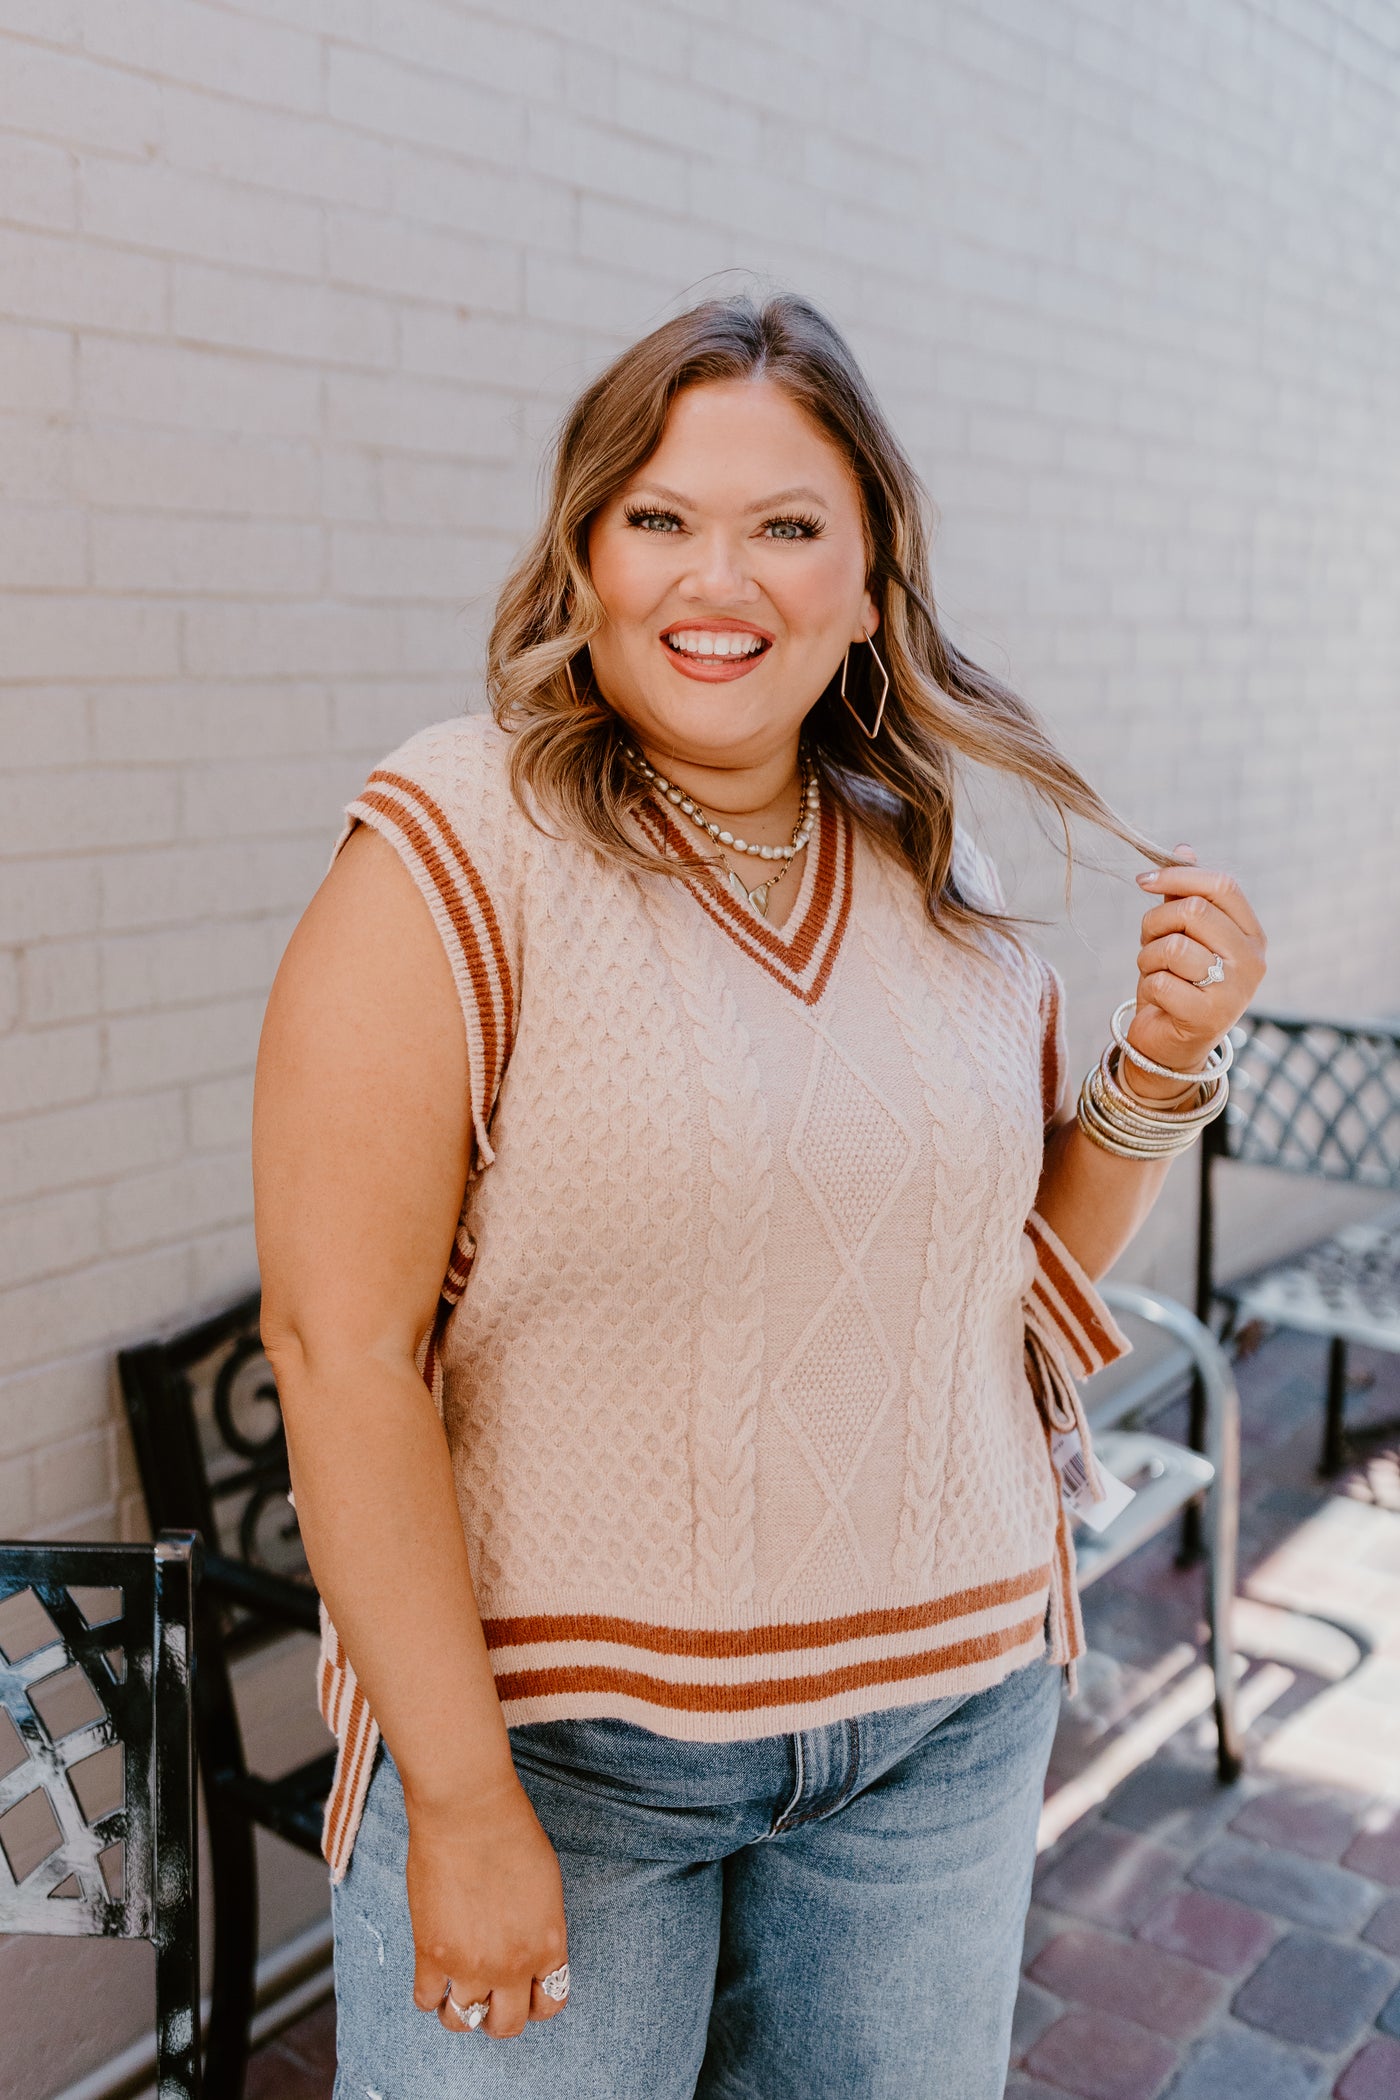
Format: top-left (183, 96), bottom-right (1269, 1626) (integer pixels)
top-left (743, 485), bottom-right (830, 513)
top-left (624, 482), bottom-right (831, 513)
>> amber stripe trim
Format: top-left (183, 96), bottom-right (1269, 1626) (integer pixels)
top-left (483, 1566), bottom-right (1048, 1661)
top-left (353, 788), bottom-right (503, 1106)
top-left (638, 792), bottom-right (840, 971)
top-left (323, 1674), bottom-right (374, 1866)
top-left (1024, 1213), bottom-right (1120, 1372)
top-left (372, 769), bottom-right (516, 1033)
top-left (354, 782), bottom-right (511, 1110)
top-left (494, 1614), bottom-right (1044, 1714)
top-left (636, 797), bottom-right (851, 1007)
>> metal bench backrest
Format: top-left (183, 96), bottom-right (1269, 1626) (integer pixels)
top-left (1197, 1010), bottom-right (1400, 1319)
top-left (0, 1533), bottom-right (200, 2098)
top-left (1211, 1011), bottom-right (1400, 1187)
top-left (120, 1289), bottom-right (311, 1636)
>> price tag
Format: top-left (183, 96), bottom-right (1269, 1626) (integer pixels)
top-left (1052, 1428), bottom-right (1136, 1535)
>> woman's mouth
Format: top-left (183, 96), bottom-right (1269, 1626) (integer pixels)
top-left (660, 626), bottom-right (773, 682)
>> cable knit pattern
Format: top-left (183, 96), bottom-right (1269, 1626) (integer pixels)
top-left (862, 884), bottom-right (996, 1591)
top-left (645, 893), bottom-right (772, 1609)
top-left (312, 716), bottom-right (1131, 1880)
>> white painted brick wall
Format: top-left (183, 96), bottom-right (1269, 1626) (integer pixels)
top-left (2, 2), bottom-right (1398, 2081)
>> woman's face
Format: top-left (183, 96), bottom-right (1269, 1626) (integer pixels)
top-left (586, 378), bottom-right (878, 772)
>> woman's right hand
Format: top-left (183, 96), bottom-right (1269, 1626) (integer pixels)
top-left (406, 1774), bottom-right (569, 2039)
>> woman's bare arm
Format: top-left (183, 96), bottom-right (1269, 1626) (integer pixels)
top-left (1033, 855), bottom-right (1267, 1280)
top-left (253, 824), bottom-right (566, 2040)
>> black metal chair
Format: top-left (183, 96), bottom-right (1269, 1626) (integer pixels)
top-left (1196, 1009), bottom-right (1400, 1475)
top-left (0, 1532), bottom-right (201, 2099)
top-left (118, 1293), bottom-right (330, 2100)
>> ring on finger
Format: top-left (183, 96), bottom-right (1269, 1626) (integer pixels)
top-left (1194, 953), bottom-right (1226, 989)
top-left (539, 1961), bottom-right (571, 2003)
top-left (445, 1987), bottom-right (490, 2030)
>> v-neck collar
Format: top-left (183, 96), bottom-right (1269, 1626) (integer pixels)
top-left (635, 789), bottom-right (854, 1007)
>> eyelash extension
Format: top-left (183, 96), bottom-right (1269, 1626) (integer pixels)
top-left (764, 511), bottom-right (825, 539)
top-left (621, 505), bottom-right (826, 539)
top-left (622, 504), bottom-right (684, 531)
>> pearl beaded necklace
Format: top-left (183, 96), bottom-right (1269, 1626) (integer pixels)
top-left (627, 746), bottom-right (819, 919)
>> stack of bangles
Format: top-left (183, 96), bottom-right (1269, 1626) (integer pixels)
top-left (1076, 1000), bottom-right (1233, 1161)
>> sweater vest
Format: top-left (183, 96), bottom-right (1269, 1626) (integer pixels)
top-left (314, 715), bottom-right (1128, 1879)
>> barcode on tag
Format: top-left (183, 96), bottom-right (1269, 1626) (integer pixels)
top-left (1058, 1442), bottom-right (1091, 1503)
top-left (1051, 1427), bottom-right (1137, 1534)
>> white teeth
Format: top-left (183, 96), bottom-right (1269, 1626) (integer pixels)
top-left (666, 631), bottom-right (764, 659)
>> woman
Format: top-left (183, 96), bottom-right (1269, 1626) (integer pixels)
top-left (254, 294), bottom-right (1265, 2098)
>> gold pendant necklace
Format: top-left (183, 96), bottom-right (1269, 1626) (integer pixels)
top-left (728, 866), bottom-right (776, 917)
top-left (627, 746), bottom-right (820, 922)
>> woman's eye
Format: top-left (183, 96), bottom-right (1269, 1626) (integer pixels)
top-left (627, 510), bottom-right (683, 533)
top-left (763, 516), bottom-right (822, 541)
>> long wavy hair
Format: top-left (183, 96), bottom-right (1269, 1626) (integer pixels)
top-left (487, 292), bottom-right (1158, 934)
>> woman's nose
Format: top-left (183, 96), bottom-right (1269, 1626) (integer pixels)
top-left (677, 531), bottom-right (759, 604)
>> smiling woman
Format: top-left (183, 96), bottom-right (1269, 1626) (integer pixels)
top-left (251, 293), bottom-right (1266, 2100)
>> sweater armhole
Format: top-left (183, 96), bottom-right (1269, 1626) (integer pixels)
top-left (332, 772), bottom-right (516, 1168)
top-left (1037, 958), bottom-right (1069, 1136)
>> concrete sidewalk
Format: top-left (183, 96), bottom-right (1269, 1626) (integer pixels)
top-left (248, 1329), bottom-right (1400, 2100)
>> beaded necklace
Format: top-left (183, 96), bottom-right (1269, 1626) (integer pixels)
top-left (628, 746), bottom-right (819, 919)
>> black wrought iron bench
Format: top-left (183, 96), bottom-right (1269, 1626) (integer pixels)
top-left (1195, 1009), bottom-right (1400, 1475)
top-left (0, 1532), bottom-right (201, 2099)
top-left (118, 1296), bottom-right (330, 2100)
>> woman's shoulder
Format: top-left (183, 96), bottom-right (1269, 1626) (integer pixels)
top-left (350, 709), bottom-right (535, 866)
top-left (367, 708), bottom-right (515, 814)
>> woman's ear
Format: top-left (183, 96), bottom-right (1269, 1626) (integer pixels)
top-left (859, 591), bottom-right (880, 640)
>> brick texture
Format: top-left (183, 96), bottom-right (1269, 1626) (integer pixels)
top-left (2, 2), bottom-right (1399, 2086)
top-left (1024, 2007), bottom-right (1179, 2100)
top-left (1231, 1931), bottom-right (1394, 2054)
top-left (1030, 1925), bottom-right (1224, 2039)
top-left (1335, 2037), bottom-right (1400, 2100)
top-left (1, 0), bottom-right (1398, 1555)
top-left (1137, 1887), bottom-right (1277, 1978)
top-left (1161, 2023), bottom-right (1328, 2100)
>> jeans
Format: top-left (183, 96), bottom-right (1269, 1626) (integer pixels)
top-left (332, 1654), bottom-right (1060, 2100)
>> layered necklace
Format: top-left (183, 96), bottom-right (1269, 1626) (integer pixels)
top-left (628, 746), bottom-right (819, 919)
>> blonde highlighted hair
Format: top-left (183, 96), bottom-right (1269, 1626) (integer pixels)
top-left (488, 293), bottom-right (1156, 933)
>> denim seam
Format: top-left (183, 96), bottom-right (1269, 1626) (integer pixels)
top-left (766, 1729), bottom-right (806, 1837)
top-left (770, 1716), bottom-right (863, 1833)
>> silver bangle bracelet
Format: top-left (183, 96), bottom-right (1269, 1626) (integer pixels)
top-left (1096, 1048), bottom-right (1226, 1131)
top-left (1077, 1048), bottom-right (1229, 1162)
top-left (1110, 1000), bottom-right (1233, 1086)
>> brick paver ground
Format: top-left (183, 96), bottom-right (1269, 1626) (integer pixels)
top-left (1010, 1328), bottom-right (1400, 2100)
top-left (250, 1330), bottom-right (1400, 2098)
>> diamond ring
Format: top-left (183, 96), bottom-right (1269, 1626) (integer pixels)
top-left (539, 1962), bottom-right (571, 2002)
top-left (445, 1989), bottom-right (490, 2030)
top-left (1195, 954), bottom-right (1226, 989)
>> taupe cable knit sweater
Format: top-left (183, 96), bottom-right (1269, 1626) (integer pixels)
top-left (316, 716), bottom-right (1127, 1879)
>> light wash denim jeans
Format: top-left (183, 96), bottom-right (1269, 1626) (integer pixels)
top-left (331, 1653), bottom-right (1060, 2100)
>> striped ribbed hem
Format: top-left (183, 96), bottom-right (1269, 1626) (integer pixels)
top-left (485, 1567), bottom-right (1050, 1730)
top-left (316, 1567), bottom-right (1052, 1879)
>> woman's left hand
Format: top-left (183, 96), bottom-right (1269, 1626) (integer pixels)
top-left (1129, 845), bottom-right (1267, 1082)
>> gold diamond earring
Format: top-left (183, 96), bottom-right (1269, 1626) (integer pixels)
top-left (839, 633), bottom-right (890, 739)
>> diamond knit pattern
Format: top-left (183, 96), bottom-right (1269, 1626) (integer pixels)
top-left (314, 714), bottom-right (1130, 1888)
top-left (451, 854), bottom-right (699, 1603)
